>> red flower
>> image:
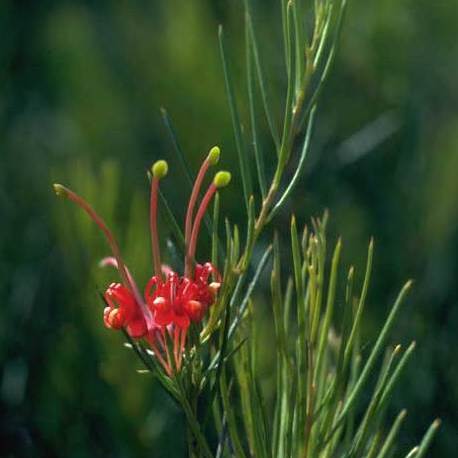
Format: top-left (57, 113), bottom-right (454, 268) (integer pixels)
top-left (145, 262), bottom-right (221, 329)
top-left (103, 282), bottom-right (147, 338)
top-left (54, 146), bottom-right (230, 376)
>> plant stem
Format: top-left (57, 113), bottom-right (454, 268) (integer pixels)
top-left (178, 385), bottom-right (214, 458)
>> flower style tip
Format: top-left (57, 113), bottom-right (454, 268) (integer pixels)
top-left (213, 171), bottom-right (231, 188)
top-left (53, 183), bottom-right (69, 197)
top-left (152, 160), bottom-right (168, 179)
top-left (208, 146), bottom-right (220, 165)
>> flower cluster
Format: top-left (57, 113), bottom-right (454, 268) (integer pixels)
top-left (54, 147), bottom-right (230, 375)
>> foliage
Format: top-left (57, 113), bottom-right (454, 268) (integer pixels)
top-left (1, 0), bottom-right (456, 457)
top-left (52, 1), bottom-right (439, 457)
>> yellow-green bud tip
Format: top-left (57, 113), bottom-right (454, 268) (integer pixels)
top-left (214, 171), bottom-right (231, 188)
top-left (152, 160), bottom-right (168, 179)
top-left (53, 183), bottom-right (68, 197)
top-left (208, 146), bottom-right (220, 165)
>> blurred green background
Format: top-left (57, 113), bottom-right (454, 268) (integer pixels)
top-left (1, 0), bottom-right (457, 456)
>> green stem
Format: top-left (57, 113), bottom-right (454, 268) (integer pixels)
top-left (178, 386), bottom-right (214, 458)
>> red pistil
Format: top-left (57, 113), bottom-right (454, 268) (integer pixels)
top-left (54, 185), bottom-right (131, 290)
top-left (150, 160), bottom-right (168, 279)
top-left (184, 146), bottom-right (220, 273)
top-left (187, 171), bottom-right (231, 277)
top-left (187, 182), bottom-right (217, 276)
top-left (150, 176), bottom-right (162, 278)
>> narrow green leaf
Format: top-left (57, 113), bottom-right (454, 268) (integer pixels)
top-left (211, 289), bottom-right (234, 411)
top-left (315, 237), bottom-right (342, 383)
top-left (366, 432), bottom-right (382, 458)
top-left (343, 239), bottom-right (374, 371)
top-left (251, 377), bottom-right (270, 458)
top-left (272, 234), bottom-right (287, 357)
top-left (284, 277), bottom-right (294, 333)
top-left (377, 341), bottom-right (416, 414)
top-left (235, 335), bottom-right (269, 458)
top-left (329, 265), bottom-right (355, 409)
top-left (337, 280), bottom-right (413, 426)
top-left (220, 374), bottom-right (248, 458)
top-left (290, 216), bottom-right (307, 450)
top-left (281, 0), bottom-right (290, 75)
top-left (302, 0), bottom-right (348, 124)
top-left (278, 2), bottom-right (297, 169)
top-left (292, 0), bottom-right (304, 96)
top-left (215, 415), bottom-right (228, 458)
top-left (309, 222), bottom-right (327, 345)
top-left (204, 273), bottom-right (245, 377)
top-left (160, 107), bottom-right (193, 188)
top-left (218, 25), bottom-right (253, 212)
top-left (206, 243), bottom-right (271, 381)
top-left (246, 15), bottom-right (267, 198)
top-left (291, 216), bottom-right (305, 332)
top-left (225, 218), bottom-right (232, 266)
top-left (232, 224), bottom-right (241, 265)
top-left (159, 189), bottom-right (186, 253)
top-left (342, 352), bottom-right (362, 450)
top-left (178, 387), bottom-right (214, 458)
top-left (272, 233), bottom-right (294, 458)
top-left (415, 419), bottom-right (441, 458)
top-left (375, 410), bottom-right (407, 458)
top-left (235, 342), bottom-right (257, 455)
top-left (351, 345), bottom-right (403, 456)
top-left (228, 244), bottom-right (272, 339)
top-left (245, 0), bottom-right (280, 151)
top-left (268, 106), bottom-right (316, 221)
top-left (242, 196), bottom-right (256, 270)
top-left (404, 447), bottom-right (419, 458)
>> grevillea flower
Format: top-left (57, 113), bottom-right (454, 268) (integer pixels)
top-left (54, 146), bottom-right (231, 375)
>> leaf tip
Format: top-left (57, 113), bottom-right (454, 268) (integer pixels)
top-left (405, 279), bottom-right (415, 290)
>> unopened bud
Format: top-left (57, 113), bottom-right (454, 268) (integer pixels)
top-left (214, 171), bottom-right (231, 188)
top-left (152, 160), bottom-right (168, 179)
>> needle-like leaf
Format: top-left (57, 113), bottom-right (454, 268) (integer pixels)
top-left (219, 25), bottom-right (253, 212)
